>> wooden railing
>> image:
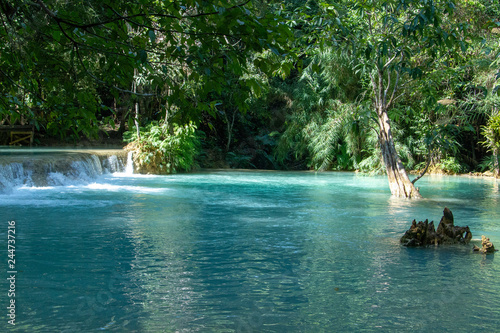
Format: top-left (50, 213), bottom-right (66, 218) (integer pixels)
top-left (0, 125), bottom-right (34, 146)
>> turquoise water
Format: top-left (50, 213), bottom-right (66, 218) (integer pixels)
top-left (1, 170), bottom-right (500, 332)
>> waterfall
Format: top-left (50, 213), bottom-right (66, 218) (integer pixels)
top-left (46, 154), bottom-right (104, 186)
top-left (102, 154), bottom-right (125, 173)
top-left (0, 163), bottom-right (33, 191)
top-left (125, 151), bottom-right (134, 175)
top-left (0, 149), bottom-right (128, 193)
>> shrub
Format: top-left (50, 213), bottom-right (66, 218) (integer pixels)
top-left (125, 122), bottom-right (200, 174)
top-left (438, 157), bottom-right (468, 174)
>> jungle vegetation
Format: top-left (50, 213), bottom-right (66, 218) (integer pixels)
top-left (1, 0), bottom-right (499, 197)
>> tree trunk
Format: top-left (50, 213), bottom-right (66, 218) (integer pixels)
top-left (378, 109), bottom-right (422, 198)
top-left (133, 68), bottom-right (141, 139)
top-left (134, 101), bottom-right (140, 138)
top-left (493, 147), bottom-right (500, 177)
top-left (225, 110), bottom-right (236, 152)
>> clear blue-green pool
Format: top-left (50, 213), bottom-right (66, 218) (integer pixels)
top-left (1, 170), bottom-right (499, 332)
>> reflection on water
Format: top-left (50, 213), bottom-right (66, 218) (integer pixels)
top-left (0, 171), bottom-right (499, 332)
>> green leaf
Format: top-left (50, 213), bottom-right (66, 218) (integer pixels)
top-left (53, 30), bottom-right (61, 42)
top-left (148, 30), bottom-right (156, 44)
top-left (138, 50), bottom-right (148, 63)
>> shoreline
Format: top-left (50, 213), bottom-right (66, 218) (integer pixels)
top-left (1, 145), bottom-right (498, 180)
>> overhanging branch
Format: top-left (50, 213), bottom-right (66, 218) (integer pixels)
top-left (74, 44), bottom-right (157, 97)
top-left (35, 0), bottom-right (251, 30)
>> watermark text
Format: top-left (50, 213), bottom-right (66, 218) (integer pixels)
top-left (7, 220), bottom-right (16, 326)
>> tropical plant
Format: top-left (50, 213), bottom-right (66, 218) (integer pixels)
top-left (273, 47), bottom-right (366, 170)
top-left (312, 0), bottom-right (471, 198)
top-left (481, 97), bottom-right (500, 175)
top-left (125, 121), bottom-right (200, 174)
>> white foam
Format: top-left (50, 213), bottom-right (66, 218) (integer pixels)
top-left (111, 172), bottom-right (158, 179)
top-left (0, 163), bottom-right (33, 192)
top-left (125, 151), bottom-right (134, 175)
top-left (0, 152), bottom-right (127, 193)
top-left (102, 154), bottom-right (125, 173)
top-left (85, 183), bottom-right (167, 194)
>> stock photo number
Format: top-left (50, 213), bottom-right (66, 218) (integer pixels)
top-left (7, 220), bottom-right (16, 326)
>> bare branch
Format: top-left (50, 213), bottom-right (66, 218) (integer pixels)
top-left (369, 72), bottom-right (379, 108)
top-left (367, 10), bottom-right (373, 36)
top-left (383, 66), bottom-right (391, 106)
top-left (34, 0), bottom-right (56, 19)
top-left (412, 150), bottom-right (432, 185)
top-left (386, 53), bottom-right (403, 109)
top-left (382, 52), bottom-right (399, 70)
top-left (377, 69), bottom-right (384, 113)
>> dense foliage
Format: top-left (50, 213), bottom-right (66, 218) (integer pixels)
top-left (1, 0), bottom-right (499, 181)
top-left (124, 121), bottom-right (199, 174)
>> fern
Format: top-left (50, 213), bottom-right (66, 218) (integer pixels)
top-left (274, 48), bottom-right (368, 170)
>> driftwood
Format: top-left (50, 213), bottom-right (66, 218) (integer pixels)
top-left (473, 236), bottom-right (497, 254)
top-left (400, 208), bottom-right (472, 247)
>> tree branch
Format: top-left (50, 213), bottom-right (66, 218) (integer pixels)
top-left (382, 52), bottom-right (399, 70)
top-left (384, 66), bottom-right (391, 106)
top-left (386, 53), bottom-right (403, 109)
top-left (35, 0), bottom-right (251, 30)
top-left (377, 68), bottom-right (384, 113)
top-left (369, 71), bottom-right (379, 109)
top-left (0, 67), bottom-right (47, 103)
top-left (106, 5), bottom-right (249, 39)
top-left (412, 150), bottom-right (432, 185)
top-left (74, 44), bottom-right (157, 97)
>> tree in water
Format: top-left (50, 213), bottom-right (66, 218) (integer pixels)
top-left (315, 0), bottom-right (465, 198)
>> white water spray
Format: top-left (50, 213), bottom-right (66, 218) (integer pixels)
top-left (0, 149), bottom-right (128, 192)
top-left (125, 151), bottom-right (134, 175)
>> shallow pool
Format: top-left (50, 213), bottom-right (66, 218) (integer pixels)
top-left (1, 170), bottom-right (499, 332)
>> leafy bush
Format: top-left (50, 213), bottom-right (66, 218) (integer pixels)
top-left (478, 155), bottom-right (499, 173)
top-left (481, 109), bottom-right (500, 174)
top-left (225, 152), bottom-right (255, 169)
top-left (438, 157), bottom-right (468, 174)
top-left (125, 122), bottom-right (200, 174)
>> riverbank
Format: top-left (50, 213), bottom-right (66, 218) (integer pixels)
top-left (409, 168), bottom-right (499, 180)
top-left (3, 138), bottom-right (498, 180)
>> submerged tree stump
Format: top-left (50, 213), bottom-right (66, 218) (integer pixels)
top-left (400, 207), bottom-right (472, 247)
top-left (473, 236), bottom-right (497, 254)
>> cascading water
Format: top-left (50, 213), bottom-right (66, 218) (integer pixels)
top-left (0, 148), bottom-right (128, 192)
top-left (125, 151), bottom-right (134, 175)
top-left (102, 154), bottom-right (126, 173)
top-left (45, 154), bottom-right (104, 186)
top-left (0, 162), bottom-right (33, 190)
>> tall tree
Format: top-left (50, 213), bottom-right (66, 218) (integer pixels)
top-left (314, 0), bottom-right (465, 198)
